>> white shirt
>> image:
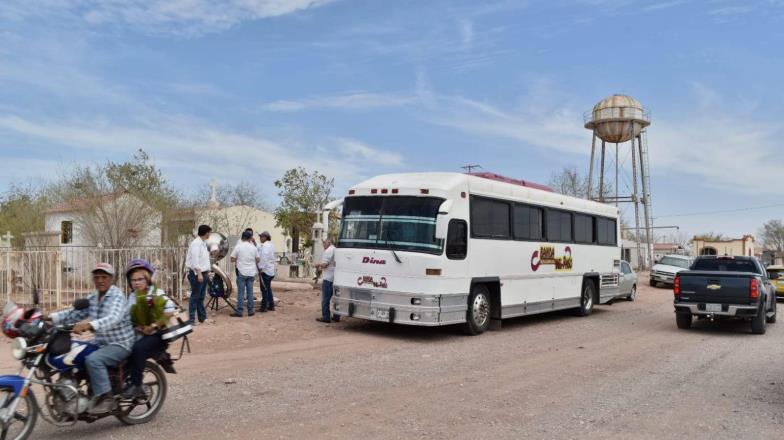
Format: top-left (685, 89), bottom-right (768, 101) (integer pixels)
top-left (186, 237), bottom-right (210, 273)
top-left (231, 241), bottom-right (260, 277)
top-left (257, 241), bottom-right (276, 277)
top-left (321, 245), bottom-right (336, 282)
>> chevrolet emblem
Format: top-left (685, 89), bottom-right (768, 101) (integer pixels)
top-left (707, 284), bottom-right (721, 290)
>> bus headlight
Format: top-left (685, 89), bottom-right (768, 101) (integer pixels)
top-left (11, 337), bottom-right (27, 360)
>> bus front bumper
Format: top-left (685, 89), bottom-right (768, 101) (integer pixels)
top-left (331, 287), bottom-right (468, 326)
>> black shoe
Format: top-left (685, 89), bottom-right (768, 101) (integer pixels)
top-left (331, 317), bottom-right (341, 322)
top-left (230, 313), bottom-right (243, 318)
top-left (315, 317), bottom-right (330, 323)
top-left (248, 312), bottom-right (255, 317)
top-left (268, 306), bottom-right (276, 311)
top-left (259, 308), bottom-right (268, 313)
top-left (88, 394), bottom-right (115, 415)
top-left (122, 385), bottom-right (144, 400)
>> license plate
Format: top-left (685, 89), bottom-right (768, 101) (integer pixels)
top-left (374, 309), bottom-right (389, 320)
top-left (705, 303), bottom-right (722, 312)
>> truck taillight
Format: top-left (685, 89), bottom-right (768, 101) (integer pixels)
top-left (750, 278), bottom-right (759, 299)
top-left (673, 275), bottom-right (681, 295)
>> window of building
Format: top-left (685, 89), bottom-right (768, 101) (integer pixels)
top-left (61, 221), bottom-right (73, 244)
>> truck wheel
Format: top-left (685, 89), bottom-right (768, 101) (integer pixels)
top-left (675, 313), bottom-right (692, 329)
top-left (649, 279), bottom-right (657, 288)
top-left (766, 296), bottom-right (777, 324)
top-left (751, 304), bottom-right (767, 335)
top-left (462, 285), bottom-right (491, 335)
top-left (575, 279), bottom-right (595, 317)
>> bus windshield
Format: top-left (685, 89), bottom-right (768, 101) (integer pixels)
top-left (339, 196), bottom-right (444, 254)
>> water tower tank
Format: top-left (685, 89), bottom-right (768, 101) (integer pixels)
top-left (584, 94), bottom-right (650, 143)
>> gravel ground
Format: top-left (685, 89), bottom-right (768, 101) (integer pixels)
top-left (4, 277), bottom-right (784, 440)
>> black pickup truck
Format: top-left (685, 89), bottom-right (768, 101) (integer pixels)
top-left (673, 255), bottom-right (778, 334)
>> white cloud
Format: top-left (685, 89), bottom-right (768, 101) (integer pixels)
top-left (0, 0), bottom-right (334, 36)
top-left (423, 83), bottom-right (783, 195)
top-left (336, 138), bottom-right (403, 166)
top-left (262, 92), bottom-right (418, 112)
top-left (458, 19), bottom-right (474, 45)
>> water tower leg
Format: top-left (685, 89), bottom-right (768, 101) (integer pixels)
top-left (615, 143), bottom-right (619, 207)
top-left (630, 133), bottom-right (643, 270)
top-left (588, 132), bottom-right (596, 200)
top-left (599, 140), bottom-right (606, 202)
top-left (638, 134), bottom-right (654, 269)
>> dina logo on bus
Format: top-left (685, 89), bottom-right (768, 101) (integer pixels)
top-left (362, 257), bottom-right (386, 265)
top-left (357, 276), bottom-right (388, 288)
top-left (530, 246), bottom-right (573, 272)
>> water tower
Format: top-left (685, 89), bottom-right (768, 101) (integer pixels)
top-left (584, 94), bottom-right (653, 269)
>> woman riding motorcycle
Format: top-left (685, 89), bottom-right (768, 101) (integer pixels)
top-left (123, 259), bottom-right (176, 399)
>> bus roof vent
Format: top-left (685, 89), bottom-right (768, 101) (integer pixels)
top-left (467, 172), bottom-right (553, 192)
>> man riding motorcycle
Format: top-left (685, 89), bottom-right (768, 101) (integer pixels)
top-left (46, 262), bottom-right (134, 415)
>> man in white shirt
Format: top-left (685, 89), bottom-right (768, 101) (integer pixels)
top-left (186, 224), bottom-right (212, 324)
top-left (316, 237), bottom-right (340, 323)
top-left (257, 231), bottom-right (276, 312)
top-left (230, 230), bottom-right (261, 317)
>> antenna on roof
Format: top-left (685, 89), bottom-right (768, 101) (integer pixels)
top-left (461, 164), bottom-right (482, 173)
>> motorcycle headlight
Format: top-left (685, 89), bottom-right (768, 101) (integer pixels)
top-left (11, 337), bottom-right (27, 360)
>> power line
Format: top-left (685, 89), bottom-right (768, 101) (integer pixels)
top-left (654, 203), bottom-right (784, 219)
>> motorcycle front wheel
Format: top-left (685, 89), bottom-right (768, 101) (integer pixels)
top-left (0, 386), bottom-right (38, 440)
top-left (116, 360), bottom-right (167, 425)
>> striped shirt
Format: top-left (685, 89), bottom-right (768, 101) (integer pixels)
top-left (51, 285), bottom-right (135, 351)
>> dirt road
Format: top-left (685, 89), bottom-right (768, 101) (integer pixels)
top-left (8, 280), bottom-right (784, 440)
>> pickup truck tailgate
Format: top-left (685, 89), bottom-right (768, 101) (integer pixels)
top-left (679, 271), bottom-right (754, 305)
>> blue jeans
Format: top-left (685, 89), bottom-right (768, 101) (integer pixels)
top-left (188, 270), bottom-right (208, 322)
top-left (236, 274), bottom-right (255, 314)
top-left (85, 344), bottom-right (130, 396)
top-left (321, 279), bottom-right (339, 322)
top-left (260, 272), bottom-right (274, 310)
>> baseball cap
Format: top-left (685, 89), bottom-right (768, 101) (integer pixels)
top-left (241, 230), bottom-right (253, 240)
top-left (91, 262), bottom-right (115, 276)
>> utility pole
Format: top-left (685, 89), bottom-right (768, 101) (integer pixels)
top-left (461, 164), bottom-right (482, 173)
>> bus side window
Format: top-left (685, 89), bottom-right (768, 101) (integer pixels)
top-left (446, 219), bottom-right (468, 260)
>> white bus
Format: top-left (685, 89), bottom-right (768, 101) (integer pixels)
top-left (331, 172), bottom-right (622, 334)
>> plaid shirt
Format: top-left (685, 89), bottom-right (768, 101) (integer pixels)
top-left (51, 285), bottom-right (135, 351)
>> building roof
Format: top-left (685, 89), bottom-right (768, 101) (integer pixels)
top-left (45, 192), bottom-right (124, 214)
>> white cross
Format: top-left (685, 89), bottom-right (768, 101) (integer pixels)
top-left (2, 231), bottom-right (12, 243)
top-left (209, 178), bottom-right (218, 203)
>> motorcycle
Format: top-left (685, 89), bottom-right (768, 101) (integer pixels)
top-left (0, 296), bottom-right (187, 440)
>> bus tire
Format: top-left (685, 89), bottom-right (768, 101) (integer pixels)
top-left (575, 279), bottom-right (595, 317)
top-left (462, 284), bottom-right (491, 335)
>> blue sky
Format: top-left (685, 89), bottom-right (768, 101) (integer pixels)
top-left (1, 0), bottom-right (783, 240)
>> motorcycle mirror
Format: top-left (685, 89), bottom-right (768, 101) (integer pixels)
top-left (32, 288), bottom-right (40, 306)
top-left (73, 298), bottom-right (90, 310)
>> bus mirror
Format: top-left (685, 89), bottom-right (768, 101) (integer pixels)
top-left (435, 215), bottom-right (449, 240)
top-left (435, 200), bottom-right (452, 240)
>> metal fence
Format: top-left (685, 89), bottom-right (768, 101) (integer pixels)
top-left (0, 246), bottom-right (312, 311)
top-left (0, 246), bottom-right (195, 310)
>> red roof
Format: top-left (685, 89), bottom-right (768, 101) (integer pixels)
top-left (46, 193), bottom-right (124, 214)
top-left (468, 172), bottom-right (553, 192)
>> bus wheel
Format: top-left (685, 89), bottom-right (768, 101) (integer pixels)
top-left (576, 279), bottom-right (595, 317)
top-left (462, 285), bottom-right (491, 335)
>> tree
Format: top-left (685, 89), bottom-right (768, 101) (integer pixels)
top-left (759, 219), bottom-right (784, 261)
top-left (273, 167), bottom-right (334, 253)
top-left (0, 184), bottom-right (51, 248)
top-left (51, 149), bottom-right (182, 247)
top-left (547, 166), bottom-right (612, 200)
top-left (188, 181), bottom-right (272, 238)
top-left (693, 232), bottom-right (726, 241)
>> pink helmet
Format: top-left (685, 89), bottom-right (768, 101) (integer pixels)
top-left (2, 303), bottom-right (25, 339)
